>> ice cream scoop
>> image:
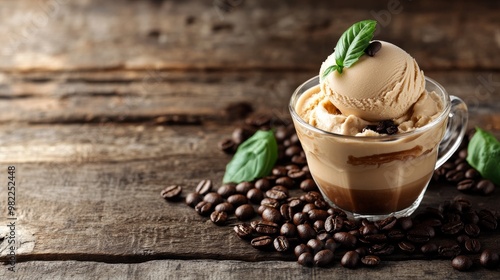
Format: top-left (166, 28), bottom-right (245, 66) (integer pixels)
top-left (319, 41), bottom-right (425, 121)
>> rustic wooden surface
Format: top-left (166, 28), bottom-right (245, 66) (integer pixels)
top-left (0, 0), bottom-right (499, 279)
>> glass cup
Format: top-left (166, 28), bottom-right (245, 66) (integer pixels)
top-left (289, 76), bottom-right (468, 221)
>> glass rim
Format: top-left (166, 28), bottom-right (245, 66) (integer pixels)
top-left (289, 75), bottom-right (452, 141)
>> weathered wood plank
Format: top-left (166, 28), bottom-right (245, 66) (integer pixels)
top-left (2, 259), bottom-right (499, 280)
top-left (0, 0), bottom-right (499, 71)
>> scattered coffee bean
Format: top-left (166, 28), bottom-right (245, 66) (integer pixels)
top-left (407, 228), bottom-right (431, 243)
top-left (421, 243), bottom-right (438, 256)
top-left (293, 212), bottom-right (310, 226)
top-left (438, 243), bottom-right (461, 258)
top-left (307, 239), bottom-right (324, 254)
top-left (194, 201), bottom-right (213, 216)
top-left (313, 220), bottom-right (325, 233)
top-left (262, 207), bottom-right (282, 224)
top-left (217, 183), bottom-right (237, 198)
top-left (235, 204), bottom-right (255, 220)
top-left (255, 221), bottom-right (279, 235)
top-left (457, 179), bottom-right (475, 191)
top-left (234, 223), bottom-right (253, 239)
top-left (480, 249), bottom-right (499, 268)
top-left (261, 198), bottom-right (279, 209)
top-left (365, 41), bottom-right (382, 56)
top-left (465, 169), bottom-right (479, 179)
top-left (300, 179), bottom-right (318, 192)
top-left (441, 220), bottom-right (464, 235)
top-left (361, 255), bottom-right (381, 267)
top-left (297, 224), bottom-right (316, 240)
top-left (298, 252), bottom-right (314, 267)
top-left (215, 202), bottom-right (234, 214)
top-left (333, 232), bottom-right (357, 248)
top-left (218, 138), bottom-right (236, 154)
top-left (451, 255), bottom-right (473, 271)
top-left (160, 185), bottom-right (182, 200)
top-left (185, 192), bottom-right (203, 208)
top-left (274, 236), bottom-right (290, 252)
top-left (456, 234), bottom-right (470, 244)
top-left (266, 189), bottom-right (288, 200)
top-left (203, 192), bottom-right (223, 205)
top-left (251, 235), bottom-right (273, 250)
top-left (210, 210), bottom-right (228, 226)
top-left (464, 223), bottom-right (480, 237)
top-left (308, 209), bottom-right (329, 222)
top-left (477, 179), bottom-right (495, 195)
top-left (281, 222), bottom-right (297, 238)
top-left (255, 178), bottom-right (272, 191)
top-left (227, 194), bottom-right (248, 206)
top-left (398, 241), bottom-right (415, 254)
top-left (196, 179), bottom-right (212, 195)
top-left (464, 238), bottom-right (481, 253)
top-left (314, 249), bottom-right (334, 267)
top-left (341, 251), bottom-right (360, 269)
top-left (236, 182), bottom-right (254, 194)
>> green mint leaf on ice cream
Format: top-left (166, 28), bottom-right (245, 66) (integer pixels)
top-left (466, 127), bottom-right (500, 185)
top-left (322, 19), bottom-right (377, 78)
top-left (223, 130), bottom-right (278, 184)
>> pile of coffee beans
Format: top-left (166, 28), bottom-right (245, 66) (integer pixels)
top-left (433, 129), bottom-right (497, 195)
top-left (161, 115), bottom-right (500, 271)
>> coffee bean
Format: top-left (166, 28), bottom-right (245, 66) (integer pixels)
top-left (457, 179), bottom-right (475, 191)
top-left (291, 155), bottom-right (307, 165)
top-left (462, 212), bottom-right (480, 224)
top-left (465, 168), bottom-right (479, 179)
top-left (276, 177), bottom-right (295, 188)
top-left (464, 239), bottom-right (481, 253)
top-left (421, 243), bottom-right (438, 255)
top-left (298, 252), bottom-right (314, 267)
top-left (272, 185), bottom-right (289, 195)
top-left (445, 170), bottom-right (464, 182)
top-left (226, 194), bottom-right (247, 206)
top-left (407, 228), bottom-right (430, 243)
top-left (266, 189), bottom-right (288, 200)
top-left (300, 179), bottom-right (318, 192)
top-left (160, 185), bottom-right (182, 200)
top-left (369, 243), bottom-right (395, 256)
top-left (217, 183), bottom-right (237, 198)
top-left (333, 232), bottom-right (357, 248)
top-left (456, 234), bottom-right (470, 244)
top-left (324, 238), bottom-right (339, 252)
top-left (235, 204), bottom-right (255, 220)
top-left (288, 169), bottom-right (307, 180)
top-left (313, 220), bottom-right (325, 233)
top-left (246, 188), bottom-right (264, 204)
top-left (210, 210), bottom-right (228, 226)
top-left (232, 127), bottom-right (253, 144)
top-left (451, 255), bottom-right (473, 271)
top-left (294, 244), bottom-right (310, 258)
top-left (308, 209), bottom-right (329, 221)
top-left (341, 251), bottom-right (360, 269)
top-left (196, 179), bottom-right (212, 195)
top-left (281, 222), bottom-right (297, 238)
top-left (255, 178), bottom-right (272, 191)
top-left (215, 202), bottom-right (234, 214)
top-left (477, 179), bottom-right (495, 195)
top-left (261, 198), bottom-right (279, 209)
top-left (398, 217), bottom-right (413, 231)
top-left (376, 216), bottom-right (397, 231)
top-left (398, 241), bottom-right (415, 254)
top-left (314, 199), bottom-right (329, 210)
top-left (293, 212), bottom-right (310, 225)
top-left (307, 239), bottom-right (324, 254)
top-left (218, 138), bottom-right (236, 153)
top-left (302, 203), bottom-right (316, 213)
top-left (185, 192), bottom-right (203, 208)
top-left (361, 255), bottom-right (380, 267)
top-left (236, 182), bottom-right (254, 194)
top-left (194, 201), bottom-right (213, 216)
top-left (272, 166), bottom-right (288, 177)
top-left (262, 207), bottom-right (282, 223)
top-left (297, 224), bottom-right (316, 240)
top-left (289, 199), bottom-right (303, 211)
top-left (234, 223), bottom-right (253, 239)
top-left (387, 230), bottom-right (405, 242)
top-left (480, 249), bottom-right (499, 268)
top-left (464, 223), bottom-right (480, 237)
top-left (325, 216), bottom-right (344, 233)
top-left (314, 249), bottom-right (334, 267)
top-left (274, 236), bottom-right (290, 252)
top-left (364, 234), bottom-right (388, 244)
top-left (317, 232), bottom-right (331, 242)
top-left (251, 236), bottom-right (273, 250)
top-left (441, 220), bottom-right (464, 235)
top-left (360, 224), bottom-right (379, 236)
top-left (255, 221), bottom-right (279, 235)
top-left (203, 192), bottom-right (223, 205)
top-left (355, 247), bottom-right (367, 257)
top-left (438, 243), bottom-right (461, 258)
top-left (278, 204), bottom-right (291, 221)
top-left (478, 209), bottom-right (498, 230)
top-left (365, 41), bottom-right (382, 56)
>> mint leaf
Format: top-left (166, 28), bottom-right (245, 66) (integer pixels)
top-left (223, 130), bottom-right (278, 184)
top-left (322, 20), bottom-right (377, 77)
top-left (321, 65), bottom-right (338, 80)
top-left (466, 127), bottom-right (500, 185)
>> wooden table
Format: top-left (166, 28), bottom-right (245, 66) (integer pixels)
top-left (0, 0), bottom-right (499, 279)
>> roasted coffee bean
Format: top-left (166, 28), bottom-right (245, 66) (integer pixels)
top-left (324, 238), bottom-right (339, 252)
top-left (217, 183), bottom-right (237, 198)
top-left (300, 179), bottom-right (317, 192)
top-left (317, 233), bottom-right (331, 243)
top-left (398, 241), bottom-right (415, 253)
top-left (255, 178), bottom-right (272, 191)
top-left (288, 169), bottom-right (307, 180)
top-left (274, 126), bottom-right (289, 142)
top-left (314, 199), bottom-right (328, 210)
top-left (226, 194), bottom-right (247, 207)
top-left (232, 127), bottom-right (252, 144)
top-left (462, 212), bottom-right (480, 225)
top-left (185, 192), bottom-right (203, 208)
top-left (236, 182), bottom-right (254, 194)
top-left (333, 232), bottom-right (357, 248)
top-left (195, 179), bottom-right (212, 195)
top-left (218, 138), bottom-right (236, 153)
top-left (361, 255), bottom-right (380, 267)
top-left (325, 216), bottom-right (344, 234)
top-left (364, 234), bottom-right (387, 244)
top-left (441, 221), bottom-right (464, 235)
top-left (235, 204), bottom-right (255, 220)
top-left (407, 228), bottom-right (431, 243)
top-left (246, 114), bottom-right (271, 127)
top-left (293, 212), bottom-right (310, 225)
top-left (210, 211), bottom-right (228, 226)
top-left (298, 252), bottom-right (314, 267)
top-left (279, 204), bottom-right (292, 221)
top-left (369, 243), bottom-right (395, 256)
top-left (360, 224), bottom-right (379, 236)
top-left (266, 189), bottom-right (288, 200)
top-left (477, 179), bottom-right (495, 195)
top-left (343, 220), bottom-right (358, 231)
top-left (456, 234), bottom-right (470, 244)
top-left (445, 170), bottom-right (464, 182)
top-left (160, 185), bottom-right (182, 200)
top-left (438, 243), bottom-right (461, 258)
top-left (397, 217), bottom-right (413, 231)
top-left (215, 202), bottom-right (234, 214)
top-left (274, 236), bottom-right (290, 252)
top-left (276, 177), bottom-right (295, 189)
top-left (419, 218), bottom-right (442, 228)
top-left (386, 230), bottom-right (404, 242)
top-left (297, 224), bottom-right (316, 240)
top-left (285, 145), bottom-right (302, 157)
top-left (455, 162), bottom-right (470, 172)
top-left (234, 223), bottom-right (253, 239)
top-left (314, 220), bottom-right (325, 233)
top-left (289, 199), bottom-right (303, 211)
top-left (355, 247), bottom-right (367, 257)
top-left (272, 166), bottom-right (288, 177)
top-left (464, 239), bottom-right (481, 253)
top-left (365, 41), bottom-right (382, 57)
top-left (478, 209), bottom-right (498, 230)
top-left (246, 188), bottom-right (264, 204)
top-left (465, 168), bottom-right (479, 179)
top-left (421, 243), bottom-right (438, 255)
top-left (262, 207), bottom-right (282, 223)
top-left (308, 209), bottom-right (329, 222)
top-left (195, 201), bottom-right (213, 216)
top-left (294, 244), bottom-right (311, 258)
top-left (341, 251), bottom-right (360, 269)
top-left (314, 249), bottom-right (334, 267)
top-left (422, 207), bottom-right (445, 221)
top-left (451, 255), bottom-right (473, 271)
top-left (419, 225), bottom-right (436, 238)
top-left (281, 222), bottom-right (297, 238)
top-left (251, 236), bottom-right (273, 249)
top-left (203, 192), bottom-right (223, 205)
top-left (480, 249), bottom-right (499, 268)
top-left (261, 198), bottom-right (279, 209)
top-left (307, 239), bottom-right (324, 254)
top-left (257, 205), bottom-right (268, 215)
top-left (376, 216), bottom-right (397, 231)
top-left (255, 221), bottom-right (279, 235)
top-left (457, 179), bottom-right (475, 191)
top-left (464, 223), bottom-right (480, 237)
top-left (291, 155), bottom-right (307, 165)
top-left (302, 203), bottom-right (316, 213)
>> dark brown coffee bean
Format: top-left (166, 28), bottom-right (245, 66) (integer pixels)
top-left (274, 126), bottom-right (289, 142)
top-left (314, 249), bottom-right (334, 267)
top-left (355, 247), bottom-right (367, 257)
top-left (314, 199), bottom-right (329, 210)
top-left (203, 192), bottom-right (223, 205)
top-left (261, 198), bottom-right (279, 209)
top-left (194, 201), bottom-right (213, 216)
top-left (272, 185), bottom-right (289, 195)
top-left (462, 211), bottom-right (480, 224)
top-left (276, 177), bottom-right (295, 188)
top-left (455, 162), bottom-right (470, 172)
top-left (210, 210), bottom-right (228, 226)
top-left (398, 241), bottom-right (415, 253)
top-left (387, 229), bottom-right (405, 241)
top-left (297, 224), bottom-right (316, 240)
top-left (341, 251), bottom-right (360, 269)
top-left (457, 179), bottom-right (475, 191)
top-left (438, 243), bottom-right (461, 258)
top-left (285, 145), bottom-right (302, 157)
top-left (419, 218), bottom-right (442, 228)
top-left (313, 220), bottom-right (325, 233)
top-left (478, 209), bottom-right (498, 230)
top-left (361, 255), bottom-right (380, 267)
top-left (217, 183), bottom-right (237, 198)
top-left (234, 223), bottom-right (253, 239)
top-left (218, 138), bottom-right (236, 153)
top-left (266, 189), bottom-right (288, 200)
top-left (418, 225), bottom-right (436, 238)
top-left (294, 243), bottom-right (311, 258)
top-left (289, 198), bottom-right (303, 211)
top-left (480, 249), bottom-right (499, 268)
top-left (185, 192), bottom-right (203, 208)
top-left (324, 238), bottom-right (339, 252)
top-left (360, 224), bottom-right (379, 236)
top-left (300, 179), bottom-right (318, 192)
top-left (281, 222), bottom-right (297, 238)
top-left (302, 203), bottom-right (316, 213)
top-left (369, 243), bottom-right (395, 256)
top-left (298, 252), bottom-right (314, 267)
top-left (272, 166), bottom-right (288, 177)
top-left (251, 236), bottom-right (273, 249)
top-left (325, 216), bottom-right (344, 234)
top-left (307, 239), bottom-right (324, 254)
top-left (398, 217), bottom-right (413, 231)
top-left (226, 194), bottom-right (246, 206)
top-left (293, 212), bottom-right (310, 225)
top-left (421, 243), bottom-right (438, 255)
top-left (236, 182), bottom-right (254, 194)
top-left (255, 221), bottom-right (279, 235)
top-left (451, 255), bottom-right (473, 271)
top-left (456, 234), bottom-right (470, 244)
top-left (196, 179), bottom-right (212, 195)
top-left (160, 185), bottom-right (182, 200)
top-left (445, 170), bottom-right (464, 182)
top-left (465, 168), bottom-right (479, 179)
top-left (376, 216), bottom-right (397, 231)
top-left (255, 178), bottom-right (272, 191)
top-left (291, 155), bottom-right (307, 165)
top-left (477, 179), bottom-right (495, 195)
top-left (333, 232), bottom-right (357, 248)
top-left (246, 188), bottom-right (263, 204)
top-left (365, 41), bottom-right (382, 56)
top-left (407, 228), bottom-right (431, 243)
top-left (317, 232), bottom-right (331, 242)
top-left (232, 126), bottom-right (254, 144)
top-left (464, 223), bottom-right (480, 237)
top-left (274, 236), bottom-right (290, 252)
top-left (308, 209), bottom-right (329, 221)
top-left (288, 169), bottom-right (307, 180)
top-left (464, 239), bottom-right (481, 253)
top-left (441, 221), bottom-right (464, 235)
top-left (235, 204), bottom-right (255, 220)
top-left (344, 220), bottom-right (358, 231)
top-left (214, 202), bottom-right (234, 214)
top-left (364, 234), bottom-right (387, 244)
top-left (262, 207), bottom-right (282, 223)
top-left (279, 204), bottom-right (292, 221)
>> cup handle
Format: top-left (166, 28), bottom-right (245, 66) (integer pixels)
top-left (435, 96), bottom-right (468, 169)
